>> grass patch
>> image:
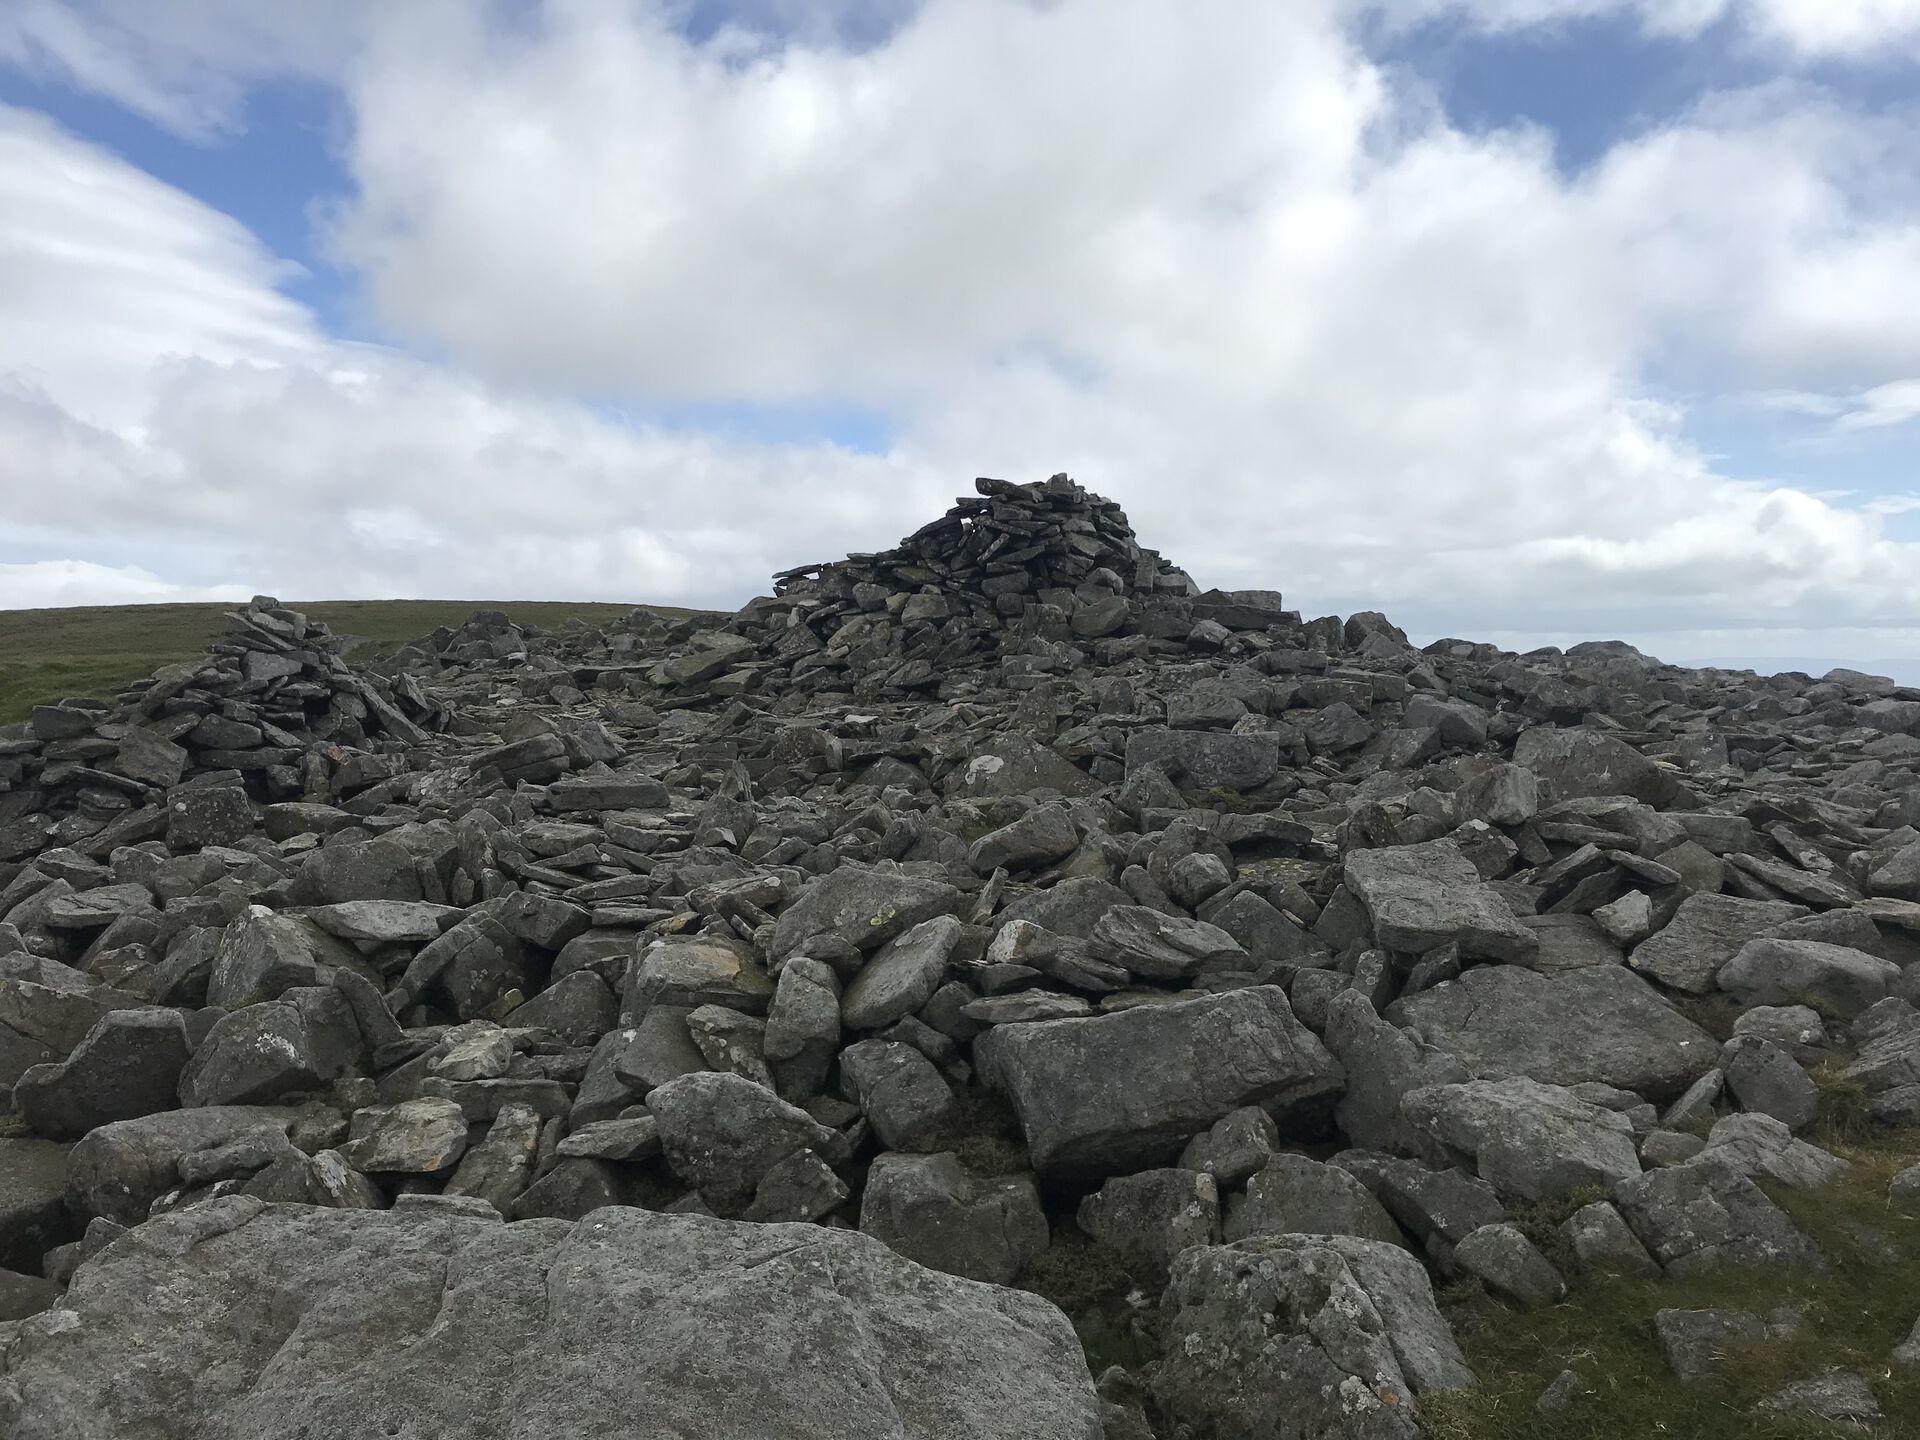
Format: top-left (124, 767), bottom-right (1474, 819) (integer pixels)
top-left (0, 599), bottom-right (685, 723)
top-left (1017, 1228), bottom-right (1161, 1376)
top-left (945, 1091), bottom-right (1032, 1177)
top-left (1423, 1125), bottom-right (1920, 1440)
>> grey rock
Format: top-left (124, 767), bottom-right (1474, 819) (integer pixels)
top-left (1626, 893), bottom-right (1806, 994)
top-left (340, 1097), bottom-right (468, 1174)
top-left (1151, 1233), bottom-right (1473, 1439)
top-left (741, 1149), bottom-right (848, 1223)
top-left (1386, 964), bottom-right (1716, 1100)
top-left (1718, 937), bottom-right (1902, 1019)
top-left (1455, 764), bottom-right (1539, 826)
top-left (14, 1008), bottom-right (189, 1139)
top-left (177, 985), bottom-right (367, 1108)
top-left (766, 865), bottom-right (962, 967)
top-left (649, 1070), bottom-right (840, 1209)
top-left (1516, 914), bottom-right (1621, 972)
top-left (1720, 1035), bottom-right (1818, 1130)
top-left (627, 933), bottom-right (774, 1015)
top-left (308, 900), bottom-right (462, 944)
top-left (976, 987), bottom-right (1343, 1180)
top-left (1400, 1077), bottom-right (1642, 1202)
top-left (65, 1105), bottom-right (298, 1224)
top-left (686, 1005), bottom-right (773, 1088)
top-left (1560, 1200), bottom-right (1659, 1277)
top-left (1224, 1152), bottom-right (1403, 1247)
top-left (1655, 1307), bottom-right (1765, 1382)
top-left (0, 1202), bottom-right (1104, 1439)
top-left (1079, 1168), bottom-right (1222, 1267)
top-left (839, 1038), bottom-right (956, 1151)
top-left (1691, 1112), bottom-right (1849, 1188)
top-left (1453, 1222), bottom-right (1565, 1309)
top-left (1087, 906), bottom-right (1247, 980)
top-left (967, 806), bottom-right (1079, 874)
top-left (1760, 1371), bottom-right (1881, 1425)
top-left (1343, 839), bottom-right (1539, 963)
top-left (505, 971), bottom-right (619, 1047)
top-left (1322, 990), bottom-right (1470, 1154)
top-left (1512, 726), bottom-right (1678, 807)
top-left (1123, 727), bottom-right (1279, 792)
top-left (842, 915), bottom-right (960, 1029)
top-left (763, 956), bottom-right (843, 1099)
top-left (1331, 1152), bottom-right (1507, 1246)
top-left (859, 1151), bottom-right (1048, 1285)
top-left (443, 1102), bottom-right (542, 1215)
top-left (1614, 1162), bottom-right (1823, 1274)
top-left (1177, 1105), bottom-right (1281, 1186)
top-left (556, 1116), bottom-right (661, 1162)
top-left (612, 1007), bottom-right (708, 1096)
top-left (207, 906), bottom-right (370, 1008)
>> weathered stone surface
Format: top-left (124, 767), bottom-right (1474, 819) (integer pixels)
top-left (976, 987), bottom-right (1343, 1180)
top-left (65, 1106), bottom-right (298, 1224)
top-left (1386, 964), bottom-right (1716, 1100)
top-left (1655, 1307), bottom-right (1766, 1382)
top-left (1513, 726), bottom-right (1678, 806)
top-left (1614, 1162), bottom-right (1823, 1274)
top-left (1151, 1234), bottom-right (1473, 1439)
top-left (1343, 839), bottom-right (1539, 963)
top-left (1627, 893), bottom-right (1807, 994)
top-left (627, 934), bottom-right (774, 1015)
top-left (1079, 1168), bottom-right (1222, 1267)
top-left (1123, 727), bottom-right (1280, 792)
top-left (839, 1039), bottom-right (956, 1151)
top-left (1401, 1077), bottom-right (1642, 1202)
top-left (766, 866), bottom-right (963, 966)
top-left (861, 1151), bottom-right (1048, 1284)
top-left (340, 1097), bottom-right (469, 1174)
top-left (1224, 1152), bottom-right (1403, 1247)
top-left (13, 1008), bottom-right (189, 1139)
top-left (1177, 1106), bottom-right (1281, 1186)
top-left (1087, 906), bottom-right (1246, 980)
top-left (1453, 1223), bottom-right (1565, 1309)
top-left (1717, 937), bottom-right (1902, 1019)
top-left (842, 915), bottom-right (961, 1029)
top-left (648, 1070), bottom-right (840, 1208)
top-left (177, 985), bottom-right (366, 1108)
top-left (0, 1201), bottom-right (1105, 1439)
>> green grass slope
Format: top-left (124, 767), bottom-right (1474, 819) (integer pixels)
top-left (0, 599), bottom-right (677, 723)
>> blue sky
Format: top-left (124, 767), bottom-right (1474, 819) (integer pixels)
top-left (3, 0), bottom-right (1920, 678)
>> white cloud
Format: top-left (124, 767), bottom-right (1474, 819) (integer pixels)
top-left (0, 0), bottom-right (368, 140)
top-left (1371, 0), bottom-right (1920, 57)
top-left (1835, 378), bottom-right (1920, 431)
top-left (5, 3), bottom-right (1920, 670)
top-left (0, 559), bottom-right (250, 609)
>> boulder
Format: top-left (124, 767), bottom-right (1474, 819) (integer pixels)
top-left (1717, 938), bottom-right (1902, 1019)
top-left (1627, 894), bottom-right (1807, 994)
top-left (13, 1008), bottom-right (190, 1139)
top-left (1223, 1152), bottom-right (1403, 1247)
top-left (1512, 727), bottom-right (1678, 807)
top-left (766, 866), bottom-right (963, 967)
top-left (860, 1152), bottom-right (1049, 1284)
top-left (1614, 1162), bottom-right (1823, 1274)
top-left (0, 1200), bottom-right (1104, 1439)
top-left (1078, 1168), bottom-right (1222, 1267)
top-left (1342, 840), bottom-right (1539, 963)
top-left (1151, 1234), bottom-right (1473, 1439)
top-left (842, 915), bottom-right (961, 1029)
top-left (1385, 964), bottom-right (1716, 1100)
top-left (177, 986), bottom-right (367, 1108)
top-left (1400, 1077), bottom-right (1642, 1202)
top-left (65, 1106), bottom-right (299, 1224)
top-left (976, 987), bottom-right (1344, 1180)
top-left (648, 1071), bottom-right (841, 1209)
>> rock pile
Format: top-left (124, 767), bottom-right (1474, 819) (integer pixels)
top-left (3, 477), bottom-right (1920, 1436)
top-left (2, 600), bottom-right (442, 866)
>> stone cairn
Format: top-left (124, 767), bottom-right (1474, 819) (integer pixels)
top-left (2, 599), bottom-right (442, 862)
top-left (4, 476), bottom-right (1920, 1437)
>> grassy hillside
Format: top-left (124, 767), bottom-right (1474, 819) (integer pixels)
top-left (0, 599), bottom-right (684, 724)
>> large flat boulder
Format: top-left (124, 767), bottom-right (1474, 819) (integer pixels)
top-left (1400, 1076), bottom-right (1642, 1202)
top-left (976, 986), bottom-right (1343, 1180)
top-left (1513, 727), bottom-right (1679, 807)
top-left (0, 1199), bottom-right (1103, 1440)
top-left (1342, 840), bottom-right (1539, 963)
top-left (1123, 727), bottom-right (1281, 793)
top-left (64, 1106), bottom-right (301, 1225)
top-left (1385, 964), bottom-right (1717, 1099)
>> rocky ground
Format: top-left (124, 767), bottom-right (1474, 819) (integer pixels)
top-left (2, 473), bottom-right (1919, 1438)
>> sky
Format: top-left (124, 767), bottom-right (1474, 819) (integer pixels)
top-left (2, 1), bottom-right (1920, 680)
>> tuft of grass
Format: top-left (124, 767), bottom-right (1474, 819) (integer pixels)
top-left (1422, 1123), bottom-right (1920, 1440)
top-left (0, 600), bottom-right (687, 723)
top-left (945, 1091), bottom-right (1032, 1177)
top-left (1017, 1228), bottom-right (1161, 1376)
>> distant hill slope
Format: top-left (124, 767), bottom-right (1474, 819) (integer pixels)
top-left (0, 599), bottom-right (689, 723)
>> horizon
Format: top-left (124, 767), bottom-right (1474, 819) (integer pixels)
top-left (5, 2), bottom-right (1920, 674)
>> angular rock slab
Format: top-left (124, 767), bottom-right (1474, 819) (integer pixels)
top-left (976, 986), bottom-right (1343, 1181)
top-left (1343, 839), bottom-right (1539, 963)
top-left (1627, 893), bottom-right (1807, 995)
top-left (1385, 964), bottom-right (1716, 1101)
top-left (0, 1199), bottom-right (1104, 1440)
top-left (1151, 1233), bottom-right (1473, 1440)
top-left (1400, 1077), bottom-right (1642, 1203)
